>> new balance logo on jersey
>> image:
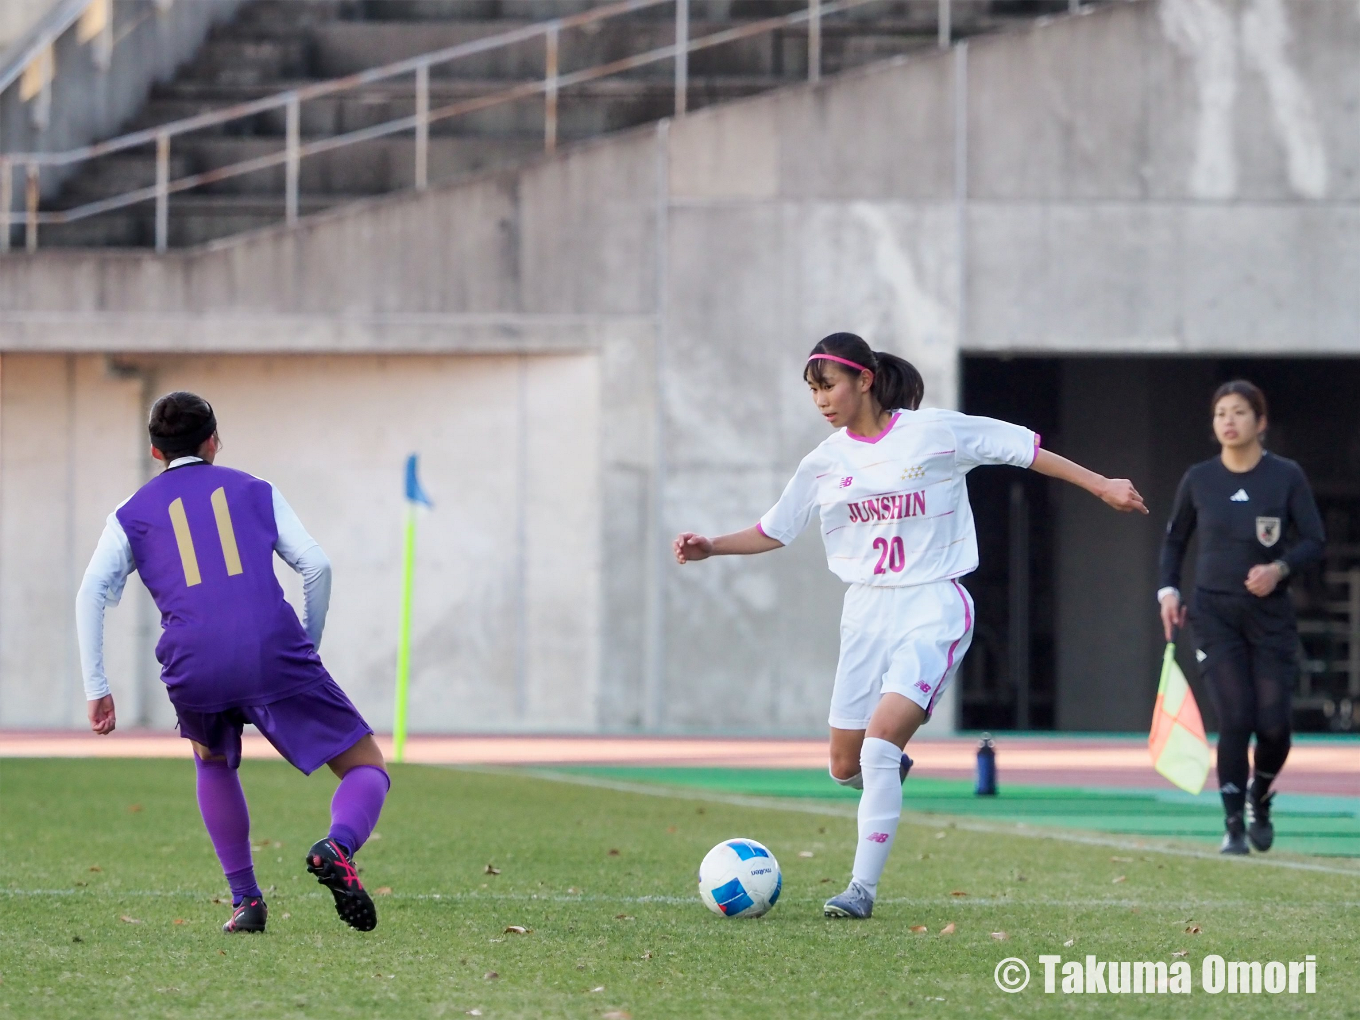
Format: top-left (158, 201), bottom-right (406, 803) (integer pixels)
top-left (1230, 489), bottom-right (1249, 502)
top-left (840, 476), bottom-right (853, 488)
top-left (847, 490), bottom-right (926, 523)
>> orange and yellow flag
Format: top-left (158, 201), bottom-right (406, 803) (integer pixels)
top-left (1149, 644), bottom-right (1211, 795)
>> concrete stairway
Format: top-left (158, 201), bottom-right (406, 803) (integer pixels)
top-left (40, 0), bottom-right (1076, 248)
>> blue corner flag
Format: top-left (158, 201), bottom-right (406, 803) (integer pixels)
top-left (404, 453), bottom-right (433, 507)
top-left (394, 453), bottom-right (432, 762)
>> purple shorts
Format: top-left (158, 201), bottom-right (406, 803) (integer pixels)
top-left (174, 678), bottom-right (372, 775)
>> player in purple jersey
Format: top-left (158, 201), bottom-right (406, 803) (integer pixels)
top-left (76, 392), bottom-right (390, 934)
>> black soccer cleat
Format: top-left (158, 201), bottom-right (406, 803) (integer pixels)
top-left (306, 837), bottom-right (377, 931)
top-left (1246, 791), bottom-right (1275, 852)
top-left (222, 896), bottom-right (267, 933)
top-left (1219, 813), bottom-right (1249, 856)
top-left (900, 753), bottom-right (914, 784)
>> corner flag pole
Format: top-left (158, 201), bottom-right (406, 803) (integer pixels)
top-left (393, 454), bottom-right (432, 764)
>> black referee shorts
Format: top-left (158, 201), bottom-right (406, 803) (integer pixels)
top-left (1190, 590), bottom-right (1297, 740)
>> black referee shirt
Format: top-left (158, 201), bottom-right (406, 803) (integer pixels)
top-left (1159, 452), bottom-right (1324, 596)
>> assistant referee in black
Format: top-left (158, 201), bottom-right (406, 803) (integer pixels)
top-left (1157, 381), bottom-right (1324, 855)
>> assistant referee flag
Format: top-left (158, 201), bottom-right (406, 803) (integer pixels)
top-left (1149, 644), bottom-right (1211, 795)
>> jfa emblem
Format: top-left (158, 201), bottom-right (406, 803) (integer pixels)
top-left (1256, 516), bottom-right (1282, 547)
top-left (840, 476), bottom-right (853, 488)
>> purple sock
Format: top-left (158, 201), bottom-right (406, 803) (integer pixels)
top-left (194, 756), bottom-right (261, 904)
top-left (328, 765), bottom-right (390, 855)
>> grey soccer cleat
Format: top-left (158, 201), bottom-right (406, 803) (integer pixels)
top-left (1219, 814), bottom-right (1249, 856)
top-left (1246, 792), bottom-right (1274, 852)
top-left (823, 880), bottom-right (875, 919)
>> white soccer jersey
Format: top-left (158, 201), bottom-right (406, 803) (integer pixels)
top-left (758, 408), bottom-right (1038, 586)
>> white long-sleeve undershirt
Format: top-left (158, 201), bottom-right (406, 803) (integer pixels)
top-left (75, 458), bottom-right (332, 701)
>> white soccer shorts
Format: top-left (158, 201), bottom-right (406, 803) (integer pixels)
top-left (827, 578), bottom-right (975, 730)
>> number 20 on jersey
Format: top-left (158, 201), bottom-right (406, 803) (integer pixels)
top-left (872, 536), bottom-right (906, 574)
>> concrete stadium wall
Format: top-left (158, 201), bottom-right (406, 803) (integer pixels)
top-left (0, 0), bottom-right (56, 49)
top-left (0, 351), bottom-right (604, 732)
top-left (1, 0), bottom-right (1357, 733)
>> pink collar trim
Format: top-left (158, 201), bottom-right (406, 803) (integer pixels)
top-left (846, 412), bottom-right (900, 444)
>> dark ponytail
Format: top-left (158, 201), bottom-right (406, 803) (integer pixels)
top-left (148, 391), bottom-right (217, 457)
top-left (803, 332), bottom-right (924, 411)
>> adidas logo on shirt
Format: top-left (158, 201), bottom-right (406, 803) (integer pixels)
top-left (1230, 489), bottom-right (1249, 502)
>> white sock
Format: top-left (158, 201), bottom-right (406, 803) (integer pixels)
top-left (850, 737), bottom-right (904, 898)
top-left (829, 763), bottom-right (863, 790)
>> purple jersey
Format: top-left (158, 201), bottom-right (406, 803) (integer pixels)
top-left (116, 462), bottom-right (330, 712)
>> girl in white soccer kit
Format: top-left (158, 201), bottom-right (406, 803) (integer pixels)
top-left (674, 333), bottom-right (1147, 918)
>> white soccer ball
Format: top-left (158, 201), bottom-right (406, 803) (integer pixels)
top-left (697, 838), bottom-right (782, 918)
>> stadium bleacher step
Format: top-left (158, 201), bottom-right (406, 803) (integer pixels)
top-left (35, 0), bottom-right (1073, 248)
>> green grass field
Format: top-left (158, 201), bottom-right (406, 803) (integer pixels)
top-left (3, 758), bottom-right (1359, 1019)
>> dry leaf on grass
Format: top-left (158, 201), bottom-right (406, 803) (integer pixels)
top-left (1110, 856), bottom-right (1132, 863)
top-left (210, 897), bottom-right (228, 905)
top-left (88, 866), bottom-right (102, 873)
top-left (504, 926), bottom-right (531, 934)
top-left (798, 851), bottom-right (814, 858)
top-left (1112, 875), bottom-right (1127, 884)
top-left (819, 878), bottom-right (831, 883)
top-left (173, 919), bottom-right (186, 925)
top-left (375, 887), bottom-right (393, 896)
top-left (950, 890), bottom-right (967, 897)
top-left (1172, 950), bottom-right (1188, 958)
top-left (614, 914), bottom-right (634, 921)
top-left (939, 922), bottom-right (956, 935)
top-left (1063, 939), bottom-right (1075, 948)
top-left (127, 804), bottom-right (143, 814)
top-left (483, 972), bottom-right (499, 981)
top-left (607, 849), bottom-right (621, 857)
top-left (990, 932), bottom-right (1008, 941)
top-left (218, 950), bottom-right (226, 956)
top-left (641, 951), bottom-right (652, 960)
top-left (120, 915), bottom-right (141, 924)
top-left (483, 865), bottom-right (500, 876)
top-left (909, 925), bottom-right (928, 934)
top-left (1185, 925), bottom-right (1202, 935)
top-left (603, 1012), bottom-right (632, 1020)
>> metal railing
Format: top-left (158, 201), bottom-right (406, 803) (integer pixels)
top-left (0, 0), bottom-right (1071, 252)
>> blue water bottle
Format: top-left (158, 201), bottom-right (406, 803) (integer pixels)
top-left (975, 732), bottom-right (997, 796)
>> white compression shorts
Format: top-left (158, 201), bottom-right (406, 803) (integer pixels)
top-left (827, 578), bottom-right (975, 730)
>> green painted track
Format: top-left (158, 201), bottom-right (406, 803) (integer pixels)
top-left (559, 767), bottom-right (1360, 858)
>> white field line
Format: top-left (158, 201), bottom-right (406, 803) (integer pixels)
top-left (463, 766), bottom-right (1360, 879)
top-left (3, 888), bottom-right (1355, 910)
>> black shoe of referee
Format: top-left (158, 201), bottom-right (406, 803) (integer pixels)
top-left (1220, 813), bottom-right (1249, 855)
top-left (1246, 792), bottom-right (1275, 852)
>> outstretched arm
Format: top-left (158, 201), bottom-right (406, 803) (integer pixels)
top-left (76, 514), bottom-right (136, 735)
top-left (1029, 448), bottom-right (1147, 514)
top-left (271, 486), bottom-right (332, 648)
top-left (674, 525), bottom-right (784, 564)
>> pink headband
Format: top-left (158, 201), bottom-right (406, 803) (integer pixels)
top-left (808, 353), bottom-right (873, 375)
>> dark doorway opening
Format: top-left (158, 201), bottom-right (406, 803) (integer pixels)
top-left (960, 355), bottom-right (1360, 735)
